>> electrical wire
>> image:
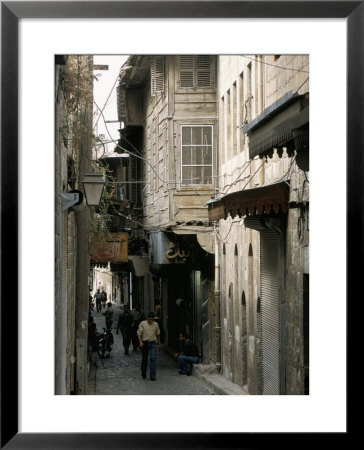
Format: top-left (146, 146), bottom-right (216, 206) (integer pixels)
top-left (92, 57), bottom-right (308, 239)
top-left (93, 58), bottom-right (127, 131)
top-left (243, 55), bottom-right (309, 74)
top-left (279, 153), bottom-right (297, 182)
top-left (118, 129), bottom-right (211, 197)
top-left (240, 159), bottom-right (266, 191)
top-left (94, 100), bottom-right (215, 197)
top-left (220, 159), bottom-right (253, 196)
top-left (296, 76), bottom-right (310, 93)
top-left (216, 218), bottom-right (243, 243)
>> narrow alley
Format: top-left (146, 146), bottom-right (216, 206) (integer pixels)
top-left (86, 306), bottom-right (215, 395)
top-left (55, 54), bottom-right (310, 398)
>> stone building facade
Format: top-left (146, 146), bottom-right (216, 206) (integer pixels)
top-left (55, 55), bottom-right (94, 394)
top-left (117, 55), bottom-right (217, 357)
top-left (208, 55), bottom-right (309, 394)
top-left (55, 56), bottom-right (77, 394)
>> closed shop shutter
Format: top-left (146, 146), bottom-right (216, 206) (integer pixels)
top-left (62, 215), bottom-right (70, 392)
top-left (62, 215), bottom-right (68, 310)
top-left (260, 230), bottom-right (280, 395)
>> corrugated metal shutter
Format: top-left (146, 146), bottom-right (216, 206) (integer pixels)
top-left (67, 214), bottom-right (76, 394)
top-left (62, 215), bottom-right (68, 312)
top-left (62, 215), bottom-right (69, 392)
top-left (260, 230), bottom-right (280, 395)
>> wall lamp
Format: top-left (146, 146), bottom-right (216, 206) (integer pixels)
top-left (82, 173), bottom-right (106, 206)
top-left (61, 174), bottom-right (105, 211)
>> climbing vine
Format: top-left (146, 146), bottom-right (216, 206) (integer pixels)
top-left (59, 55), bottom-right (117, 236)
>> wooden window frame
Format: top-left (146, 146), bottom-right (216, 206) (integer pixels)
top-left (180, 124), bottom-right (214, 186)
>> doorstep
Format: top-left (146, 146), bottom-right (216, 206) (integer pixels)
top-left (192, 364), bottom-right (248, 395)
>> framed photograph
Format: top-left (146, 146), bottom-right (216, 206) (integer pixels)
top-left (1, 1), bottom-right (358, 448)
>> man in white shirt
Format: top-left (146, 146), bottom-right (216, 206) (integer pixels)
top-left (137, 312), bottom-right (161, 381)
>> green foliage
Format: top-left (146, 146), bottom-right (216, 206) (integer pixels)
top-left (60, 55), bottom-right (117, 234)
top-left (88, 160), bottom-right (116, 235)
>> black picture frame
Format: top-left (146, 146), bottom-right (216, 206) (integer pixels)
top-left (1, 1), bottom-right (358, 448)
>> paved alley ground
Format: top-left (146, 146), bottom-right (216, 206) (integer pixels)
top-left (86, 307), bottom-right (215, 395)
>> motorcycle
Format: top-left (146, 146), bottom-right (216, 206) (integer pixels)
top-left (96, 327), bottom-right (114, 359)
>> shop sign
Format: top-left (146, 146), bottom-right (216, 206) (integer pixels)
top-left (90, 232), bottom-right (128, 263)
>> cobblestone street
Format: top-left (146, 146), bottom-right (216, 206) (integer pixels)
top-left (86, 308), bottom-right (215, 395)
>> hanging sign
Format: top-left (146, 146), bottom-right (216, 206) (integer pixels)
top-left (90, 232), bottom-right (128, 263)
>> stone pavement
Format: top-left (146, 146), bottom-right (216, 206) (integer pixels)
top-left (86, 308), bottom-right (214, 395)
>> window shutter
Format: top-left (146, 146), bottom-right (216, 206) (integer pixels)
top-left (179, 55), bottom-right (194, 87)
top-left (196, 55), bottom-right (212, 87)
top-left (151, 56), bottom-right (164, 96)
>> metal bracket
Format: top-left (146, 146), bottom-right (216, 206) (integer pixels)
top-left (61, 192), bottom-right (80, 212)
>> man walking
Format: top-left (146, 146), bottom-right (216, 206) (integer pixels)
top-left (94, 289), bottom-right (103, 312)
top-left (130, 303), bottom-right (144, 351)
top-left (116, 304), bottom-right (133, 354)
top-left (101, 289), bottom-right (107, 310)
top-left (103, 302), bottom-right (114, 330)
top-left (137, 312), bottom-right (161, 381)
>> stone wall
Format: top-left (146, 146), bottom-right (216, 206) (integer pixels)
top-left (216, 55), bottom-right (309, 394)
top-left (55, 64), bottom-right (77, 394)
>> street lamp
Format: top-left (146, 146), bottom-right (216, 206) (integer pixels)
top-left (82, 173), bottom-right (105, 206)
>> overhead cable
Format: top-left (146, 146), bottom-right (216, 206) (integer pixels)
top-left (243, 55), bottom-right (309, 73)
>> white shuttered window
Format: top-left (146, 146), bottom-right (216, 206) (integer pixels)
top-left (151, 56), bottom-right (165, 96)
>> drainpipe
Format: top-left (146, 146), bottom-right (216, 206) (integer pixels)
top-left (214, 55), bottom-right (221, 373)
top-left (214, 222), bottom-right (221, 372)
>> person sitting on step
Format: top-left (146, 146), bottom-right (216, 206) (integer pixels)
top-left (174, 331), bottom-right (200, 376)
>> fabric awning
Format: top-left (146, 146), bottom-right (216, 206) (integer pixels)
top-left (128, 255), bottom-right (150, 276)
top-left (207, 181), bottom-right (289, 221)
top-left (242, 91), bottom-right (309, 159)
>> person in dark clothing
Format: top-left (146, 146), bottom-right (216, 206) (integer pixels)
top-left (101, 289), bottom-right (107, 309)
top-left (89, 294), bottom-right (94, 311)
top-left (116, 304), bottom-right (133, 354)
top-left (88, 321), bottom-right (100, 352)
top-left (174, 332), bottom-right (200, 376)
top-left (130, 303), bottom-right (145, 351)
top-left (103, 302), bottom-right (114, 330)
top-left (94, 289), bottom-right (103, 312)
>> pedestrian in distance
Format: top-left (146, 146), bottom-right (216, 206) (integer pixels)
top-left (101, 289), bottom-right (107, 310)
top-left (116, 304), bottom-right (133, 354)
top-left (89, 293), bottom-right (94, 311)
top-left (154, 299), bottom-right (164, 344)
top-left (94, 289), bottom-right (103, 312)
top-left (130, 303), bottom-right (145, 351)
top-left (103, 302), bottom-right (114, 330)
top-left (88, 321), bottom-right (100, 352)
top-left (174, 332), bottom-right (200, 376)
top-left (137, 312), bottom-right (161, 381)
